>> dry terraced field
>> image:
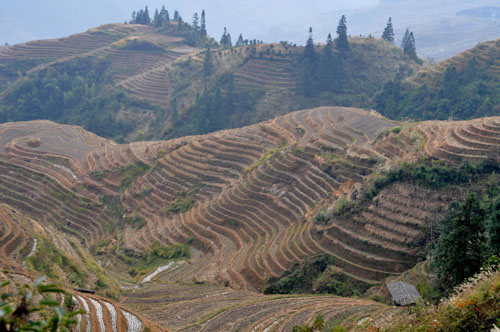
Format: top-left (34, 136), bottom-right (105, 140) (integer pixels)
top-left (1, 107), bottom-right (500, 331)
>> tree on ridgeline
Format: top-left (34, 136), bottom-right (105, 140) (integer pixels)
top-left (432, 192), bottom-right (488, 293)
top-left (200, 10), bottom-right (207, 36)
top-left (335, 15), bottom-right (349, 52)
top-left (152, 9), bottom-right (164, 27)
top-left (192, 12), bottom-right (200, 30)
top-left (220, 27), bottom-right (232, 49)
top-left (144, 6), bottom-right (151, 25)
top-left (160, 6), bottom-right (170, 23)
top-left (304, 27), bottom-right (316, 62)
top-left (131, 6), bottom-right (151, 25)
top-left (235, 34), bottom-right (244, 46)
top-left (173, 10), bottom-right (179, 22)
top-left (401, 28), bottom-right (417, 59)
top-left (178, 15), bottom-right (183, 27)
top-left (299, 27), bottom-right (316, 96)
top-left (318, 33), bottom-right (335, 91)
top-left (382, 17), bottom-right (395, 43)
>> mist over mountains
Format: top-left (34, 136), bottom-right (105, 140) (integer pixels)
top-left (1, 0), bottom-right (500, 60)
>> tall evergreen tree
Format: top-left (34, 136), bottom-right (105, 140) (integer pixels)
top-left (160, 6), bottom-right (170, 23)
top-left (203, 48), bottom-right (213, 77)
top-left (381, 17), bottom-right (395, 44)
top-left (200, 10), bottom-right (207, 36)
top-left (235, 34), bottom-right (244, 46)
top-left (153, 9), bottom-right (163, 28)
top-left (335, 15), bottom-right (349, 52)
top-left (433, 193), bottom-right (487, 292)
top-left (304, 27), bottom-right (316, 62)
top-left (173, 10), bottom-right (179, 22)
top-left (220, 27), bottom-right (232, 48)
top-left (131, 11), bottom-right (137, 23)
top-left (144, 6), bottom-right (151, 25)
top-left (318, 34), bottom-right (335, 91)
top-left (300, 27), bottom-right (316, 96)
top-left (401, 29), bottom-right (417, 59)
top-left (192, 13), bottom-right (200, 30)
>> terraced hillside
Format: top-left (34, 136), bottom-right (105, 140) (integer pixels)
top-left (410, 39), bottom-right (500, 87)
top-left (1, 107), bottom-right (499, 331)
top-left (0, 24), bottom-right (422, 142)
top-left (374, 38), bottom-right (500, 121)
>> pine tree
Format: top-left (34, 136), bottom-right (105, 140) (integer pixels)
top-left (131, 11), bottom-right (137, 23)
top-left (304, 27), bottom-right (316, 62)
top-left (152, 9), bottom-right (162, 27)
top-left (236, 34), bottom-right (244, 46)
top-left (401, 29), bottom-right (417, 59)
top-left (160, 6), bottom-right (170, 24)
top-left (192, 13), bottom-right (199, 30)
top-left (433, 193), bottom-right (488, 292)
top-left (200, 10), bottom-right (207, 36)
top-left (144, 6), bottom-right (151, 25)
top-left (318, 34), bottom-right (334, 91)
top-left (335, 15), bottom-right (349, 52)
top-left (300, 27), bottom-right (316, 96)
top-left (220, 27), bottom-right (232, 49)
top-left (173, 10), bottom-right (179, 22)
top-left (381, 17), bottom-right (394, 44)
top-left (203, 48), bottom-right (213, 77)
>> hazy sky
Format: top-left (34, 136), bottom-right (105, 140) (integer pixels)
top-left (0, 0), bottom-right (379, 45)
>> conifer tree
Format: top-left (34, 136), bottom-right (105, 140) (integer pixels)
top-left (381, 17), bottom-right (394, 44)
top-left (144, 6), bottom-right (151, 25)
top-left (200, 10), bottom-right (207, 36)
top-left (236, 34), bottom-right (244, 46)
top-left (335, 15), bottom-right (349, 52)
top-left (318, 33), bottom-right (335, 91)
top-left (304, 27), bottom-right (316, 62)
top-left (192, 13), bottom-right (199, 30)
top-left (220, 27), bottom-right (232, 49)
top-left (160, 6), bottom-right (170, 23)
top-left (173, 10), bottom-right (179, 22)
top-left (203, 48), bottom-right (213, 77)
top-left (300, 27), bottom-right (316, 96)
top-left (153, 9), bottom-right (163, 27)
top-left (401, 29), bottom-right (417, 59)
top-left (131, 11), bottom-right (137, 23)
top-left (433, 192), bottom-right (487, 292)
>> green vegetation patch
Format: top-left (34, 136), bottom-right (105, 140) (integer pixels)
top-left (262, 255), bottom-right (368, 296)
top-left (166, 185), bottom-right (200, 213)
top-left (26, 237), bottom-right (87, 287)
top-left (119, 161), bottom-right (151, 189)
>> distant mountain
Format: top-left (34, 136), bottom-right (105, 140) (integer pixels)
top-left (457, 6), bottom-right (500, 19)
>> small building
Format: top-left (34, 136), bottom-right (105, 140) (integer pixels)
top-left (387, 281), bottom-right (421, 306)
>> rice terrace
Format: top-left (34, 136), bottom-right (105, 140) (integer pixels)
top-left (0, 1), bottom-right (500, 331)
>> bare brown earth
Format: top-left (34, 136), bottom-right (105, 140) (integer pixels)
top-left (1, 107), bottom-right (499, 331)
